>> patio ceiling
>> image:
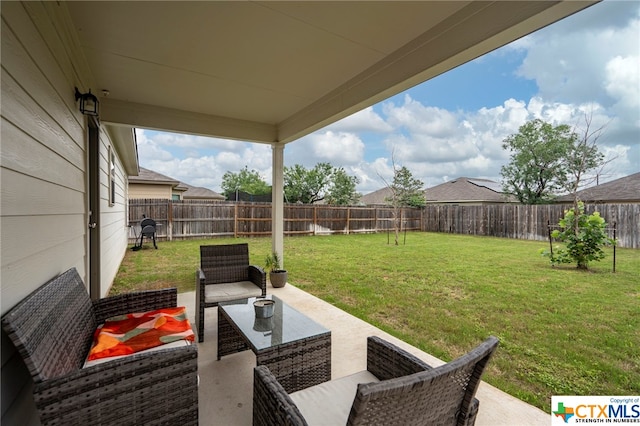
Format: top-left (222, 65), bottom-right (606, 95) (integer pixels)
top-left (65, 1), bottom-right (596, 148)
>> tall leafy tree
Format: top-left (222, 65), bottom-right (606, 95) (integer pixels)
top-left (221, 166), bottom-right (271, 200)
top-left (284, 163), bottom-right (330, 204)
top-left (500, 119), bottom-right (576, 204)
top-left (284, 163), bottom-right (359, 205)
top-left (326, 167), bottom-right (361, 205)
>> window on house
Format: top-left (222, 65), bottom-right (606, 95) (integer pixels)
top-left (109, 147), bottom-right (115, 206)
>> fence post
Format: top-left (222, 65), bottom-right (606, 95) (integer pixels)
top-left (375, 208), bottom-right (379, 233)
top-left (234, 204), bottom-right (238, 238)
top-left (613, 222), bottom-right (617, 273)
top-left (314, 205), bottom-right (317, 236)
top-left (547, 220), bottom-right (553, 256)
top-left (167, 199), bottom-right (173, 241)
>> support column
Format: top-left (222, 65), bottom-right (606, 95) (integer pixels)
top-left (271, 144), bottom-right (284, 266)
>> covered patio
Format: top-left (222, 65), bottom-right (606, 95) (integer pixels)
top-left (1, 2), bottom-right (599, 423)
top-left (182, 284), bottom-right (548, 425)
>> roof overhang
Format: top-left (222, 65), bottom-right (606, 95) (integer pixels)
top-left (62, 1), bottom-right (597, 155)
top-left (105, 125), bottom-right (138, 175)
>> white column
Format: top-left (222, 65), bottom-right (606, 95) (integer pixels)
top-left (271, 144), bottom-right (284, 266)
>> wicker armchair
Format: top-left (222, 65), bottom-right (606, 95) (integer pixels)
top-left (253, 335), bottom-right (499, 426)
top-left (196, 243), bottom-right (266, 342)
top-left (1, 267), bottom-right (198, 425)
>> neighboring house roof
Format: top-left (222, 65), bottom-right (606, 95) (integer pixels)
top-left (181, 183), bottom-right (225, 200)
top-left (425, 177), bottom-right (516, 204)
top-left (555, 172), bottom-right (640, 203)
top-left (129, 167), bottom-right (180, 186)
top-left (361, 177), bottom-right (516, 205)
top-left (128, 168), bottom-right (225, 200)
top-left (360, 187), bottom-right (393, 205)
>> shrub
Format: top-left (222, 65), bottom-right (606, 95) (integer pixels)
top-left (542, 202), bottom-right (614, 269)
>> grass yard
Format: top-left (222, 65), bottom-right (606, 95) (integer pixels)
top-left (112, 232), bottom-right (640, 412)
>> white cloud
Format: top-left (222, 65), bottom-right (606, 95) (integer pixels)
top-left (286, 130), bottom-right (366, 168)
top-left (326, 107), bottom-right (393, 133)
top-left (152, 132), bottom-right (240, 151)
top-left (516, 1), bottom-right (639, 109)
top-left (309, 131), bottom-right (365, 164)
top-left (136, 129), bottom-right (273, 192)
top-left (605, 55), bottom-right (640, 122)
top-left (136, 130), bottom-right (174, 162)
top-left (383, 95), bottom-right (459, 138)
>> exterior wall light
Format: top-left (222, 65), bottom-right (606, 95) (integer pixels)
top-left (74, 87), bottom-right (99, 116)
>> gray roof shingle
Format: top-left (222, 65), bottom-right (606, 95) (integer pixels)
top-left (129, 167), bottom-right (225, 200)
top-left (555, 172), bottom-right (640, 203)
top-left (180, 183), bottom-right (225, 200)
top-left (424, 177), bottom-right (516, 204)
top-left (361, 177), bottom-right (517, 205)
top-left (129, 167), bottom-right (179, 185)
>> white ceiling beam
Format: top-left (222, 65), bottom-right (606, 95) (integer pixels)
top-left (100, 98), bottom-right (277, 144)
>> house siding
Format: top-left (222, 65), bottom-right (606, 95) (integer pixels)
top-left (129, 183), bottom-right (173, 199)
top-left (1, 2), bottom-right (131, 423)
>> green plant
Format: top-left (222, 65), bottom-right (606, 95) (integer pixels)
top-left (265, 252), bottom-right (284, 272)
top-left (542, 202), bottom-right (614, 269)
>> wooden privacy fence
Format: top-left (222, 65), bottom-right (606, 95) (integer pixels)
top-left (128, 200), bottom-right (422, 241)
top-left (422, 203), bottom-right (638, 248)
top-left (129, 199), bottom-right (638, 248)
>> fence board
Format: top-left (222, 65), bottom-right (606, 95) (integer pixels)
top-left (128, 200), bottom-right (638, 248)
top-left (421, 203), bottom-right (638, 248)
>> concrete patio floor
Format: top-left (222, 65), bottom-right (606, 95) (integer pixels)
top-left (178, 284), bottom-right (549, 425)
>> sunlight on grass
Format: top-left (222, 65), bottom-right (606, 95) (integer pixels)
top-left (112, 233), bottom-right (640, 412)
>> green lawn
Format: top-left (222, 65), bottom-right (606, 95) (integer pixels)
top-left (112, 232), bottom-right (640, 412)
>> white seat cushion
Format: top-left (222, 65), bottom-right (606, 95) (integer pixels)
top-left (289, 370), bottom-right (379, 425)
top-left (205, 281), bottom-right (263, 303)
top-left (83, 339), bottom-right (192, 368)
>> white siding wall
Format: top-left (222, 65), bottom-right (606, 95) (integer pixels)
top-left (129, 183), bottom-right (173, 199)
top-left (1, 2), bottom-right (132, 423)
top-left (99, 132), bottom-right (129, 297)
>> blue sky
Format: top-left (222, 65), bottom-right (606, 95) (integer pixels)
top-left (138, 0), bottom-right (639, 195)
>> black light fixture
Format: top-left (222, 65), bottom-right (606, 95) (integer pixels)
top-left (74, 87), bottom-right (99, 116)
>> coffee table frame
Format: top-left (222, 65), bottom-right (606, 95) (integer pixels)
top-left (217, 298), bottom-right (331, 393)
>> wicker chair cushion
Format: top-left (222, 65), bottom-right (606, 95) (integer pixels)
top-left (83, 339), bottom-right (193, 368)
top-left (204, 281), bottom-right (264, 303)
top-left (289, 370), bottom-right (379, 425)
top-left (87, 306), bottom-right (195, 361)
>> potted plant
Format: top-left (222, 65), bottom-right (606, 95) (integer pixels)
top-left (265, 252), bottom-right (287, 288)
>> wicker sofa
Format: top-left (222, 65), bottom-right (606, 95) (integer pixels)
top-left (253, 335), bottom-right (499, 426)
top-left (1, 267), bottom-right (198, 425)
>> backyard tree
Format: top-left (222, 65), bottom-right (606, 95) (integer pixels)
top-left (221, 166), bottom-right (271, 200)
top-left (386, 166), bottom-right (426, 208)
top-left (562, 114), bottom-right (607, 211)
top-left (500, 119), bottom-right (575, 204)
top-left (540, 114), bottom-right (612, 270)
top-left (325, 167), bottom-right (361, 205)
top-left (542, 202), bottom-right (614, 270)
top-left (284, 163), bottom-right (332, 204)
top-left (284, 163), bottom-right (360, 205)
top-left (381, 163), bottom-right (425, 245)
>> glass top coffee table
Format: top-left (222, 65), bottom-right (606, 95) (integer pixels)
top-left (217, 295), bottom-right (331, 393)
